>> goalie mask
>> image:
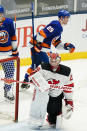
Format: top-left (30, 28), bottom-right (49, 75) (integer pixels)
top-left (49, 53), bottom-right (61, 71)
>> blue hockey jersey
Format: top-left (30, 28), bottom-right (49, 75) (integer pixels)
top-left (0, 17), bottom-right (16, 54)
top-left (30, 20), bottom-right (63, 51)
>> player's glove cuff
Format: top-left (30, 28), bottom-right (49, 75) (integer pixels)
top-left (34, 44), bottom-right (42, 53)
top-left (12, 49), bottom-right (19, 56)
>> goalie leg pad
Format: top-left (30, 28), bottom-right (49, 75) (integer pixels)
top-left (30, 89), bottom-right (49, 120)
top-left (47, 93), bottom-right (64, 124)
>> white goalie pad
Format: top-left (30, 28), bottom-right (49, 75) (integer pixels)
top-left (29, 88), bottom-right (49, 125)
top-left (30, 71), bottom-right (50, 92)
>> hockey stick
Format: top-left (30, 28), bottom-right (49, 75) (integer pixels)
top-left (31, 2), bottom-right (34, 46)
top-left (31, 2), bottom-right (36, 69)
top-left (0, 78), bottom-right (32, 85)
top-left (0, 78), bottom-right (73, 92)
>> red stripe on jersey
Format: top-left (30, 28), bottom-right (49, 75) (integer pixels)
top-left (63, 90), bottom-right (72, 93)
top-left (64, 83), bottom-right (74, 87)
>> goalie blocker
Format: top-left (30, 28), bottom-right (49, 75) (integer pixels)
top-left (29, 53), bottom-right (74, 129)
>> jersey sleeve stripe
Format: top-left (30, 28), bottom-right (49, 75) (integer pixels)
top-left (64, 83), bottom-right (74, 87)
top-left (52, 41), bottom-right (61, 47)
top-left (63, 90), bottom-right (72, 93)
top-left (10, 35), bottom-right (17, 41)
top-left (41, 42), bottom-right (50, 48)
top-left (39, 30), bottom-right (47, 38)
top-left (30, 38), bottom-right (51, 48)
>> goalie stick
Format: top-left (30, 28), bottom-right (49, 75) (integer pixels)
top-left (0, 77), bottom-right (73, 92)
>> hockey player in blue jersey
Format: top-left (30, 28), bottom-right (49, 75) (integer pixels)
top-left (0, 5), bottom-right (19, 101)
top-left (21, 9), bottom-right (75, 89)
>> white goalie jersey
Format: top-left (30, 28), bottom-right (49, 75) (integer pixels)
top-left (31, 62), bottom-right (74, 99)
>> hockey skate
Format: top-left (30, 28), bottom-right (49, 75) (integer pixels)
top-left (21, 79), bottom-right (30, 89)
top-left (38, 123), bottom-right (56, 130)
top-left (37, 116), bottom-right (56, 130)
top-left (4, 89), bottom-right (15, 102)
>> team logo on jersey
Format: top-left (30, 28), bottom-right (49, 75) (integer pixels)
top-left (48, 79), bottom-right (60, 85)
top-left (0, 30), bottom-right (9, 43)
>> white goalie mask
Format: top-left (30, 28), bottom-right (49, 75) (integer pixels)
top-left (49, 53), bottom-right (61, 71)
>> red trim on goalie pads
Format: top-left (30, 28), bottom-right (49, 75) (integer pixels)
top-left (32, 89), bottom-right (36, 101)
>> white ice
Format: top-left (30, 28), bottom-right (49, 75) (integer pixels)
top-left (0, 59), bottom-right (87, 131)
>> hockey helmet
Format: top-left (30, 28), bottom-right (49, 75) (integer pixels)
top-left (49, 53), bottom-right (61, 60)
top-left (0, 5), bottom-right (4, 13)
top-left (58, 9), bottom-right (70, 18)
top-left (49, 53), bottom-right (61, 68)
